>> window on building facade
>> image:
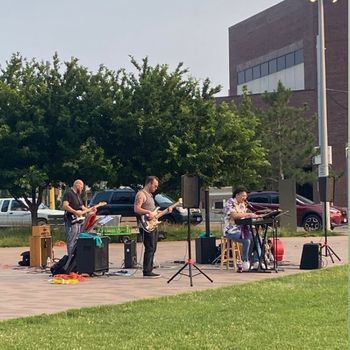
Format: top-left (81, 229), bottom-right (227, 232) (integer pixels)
top-left (252, 65), bottom-right (260, 80)
top-left (261, 62), bottom-right (269, 77)
top-left (285, 52), bottom-right (294, 68)
top-left (245, 67), bottom-right (253, 82)
top-left (237, 48), bottom-right (304, 85)
top-left (268, 58), bottom-right (277, 74)
top-left (237, 71), bottom-right (245, 84)
top-left (295, 48), bottom-right (304, 65)
top-left (277, 56), bottom-right (286, 71)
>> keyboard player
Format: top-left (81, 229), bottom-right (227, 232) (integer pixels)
top-left (223, 186), bottom-right (261, 271)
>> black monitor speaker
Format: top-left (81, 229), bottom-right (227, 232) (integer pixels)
top-left (181, 175), bottom-right (200, 208)
top-left (318, 176), bottom-right (334, 202)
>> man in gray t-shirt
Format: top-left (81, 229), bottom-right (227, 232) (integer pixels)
top-left (134, 176), bottom-right (172, 278)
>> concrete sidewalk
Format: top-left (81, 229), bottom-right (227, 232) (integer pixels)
top-left (0, 235), bottom-right (347, 321)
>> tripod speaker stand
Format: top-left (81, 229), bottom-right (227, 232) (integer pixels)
top-left (167, 208), bottom-right (213, 287)
top-left (318, 176), bottom-right (340, 263)
top-left (320, 201), bottom-right (340, 263)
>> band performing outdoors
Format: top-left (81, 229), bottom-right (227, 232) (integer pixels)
top-left (52, 177), bottom-right (289, 280)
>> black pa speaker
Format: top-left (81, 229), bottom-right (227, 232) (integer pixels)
top-left (76, 237), bottom-right (109, 274)
top-left (318, 176), bottom-right (335, 202)
top-left (124, 239), bottom-right (137, 268)
top-left (195, 236), bottom-right (217, 264)
top-left (300, 243), bottom-right (321, 269)
top-left (181, 175), bottom-right (200, 208)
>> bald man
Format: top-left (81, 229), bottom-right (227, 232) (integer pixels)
top-left (63, 179), bottom-right (88, 257)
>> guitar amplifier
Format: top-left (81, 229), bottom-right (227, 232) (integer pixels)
top-left (76, 236), bottom-right (110, 275)
top-left (30, 236), bottom-right (52, 267)
top-left (124, 239), bottom-right (137, 268)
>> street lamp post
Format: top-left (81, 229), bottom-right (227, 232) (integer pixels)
top-left (311, 0), bottom-right (337, 230)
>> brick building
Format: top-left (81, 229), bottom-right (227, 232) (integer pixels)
top-left (218, 0), bottom-right (348, 207)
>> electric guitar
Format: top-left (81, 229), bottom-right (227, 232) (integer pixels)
top-left (71, 201), bottom-right (107, 224)
top-left (140, 198), bottom-right (182, 233)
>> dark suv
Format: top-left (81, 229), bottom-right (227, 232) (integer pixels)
top-left (89, 187), bottom-right (203, 225)
top-left (247, 191), bottom-right (346, 231)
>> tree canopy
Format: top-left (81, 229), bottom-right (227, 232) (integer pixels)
top-left (0, 53), bottom-right (267, 222)
top-left (256, 81), bottom-right (317, 189)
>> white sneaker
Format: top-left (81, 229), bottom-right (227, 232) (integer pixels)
top-left (242, 261), bottom-right (250, 271)
top-left (252, 261), bottom-right (259, 270)
top-left (252, 262), bottom-right (266, 270)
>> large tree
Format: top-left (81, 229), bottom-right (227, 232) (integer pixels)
top-left (0, 53), bottom-right (268, 224)
top-left (0, 54), bottom-right (112, 224)
top-left (91, 57), bottom-right (268, 193)
top-left (257, 81), bottom-right (317, 189)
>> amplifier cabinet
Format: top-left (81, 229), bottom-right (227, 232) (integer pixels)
top-left (30, 236), bottom-right (52, 267)
top-left (300, 243), bottom-right (321, 269)
top-left (195, 236), bottom-right (217, 264)
top-left (76, 236), bottom-right (109, 275)
top-left (124, 239), bottom-right (137, 268)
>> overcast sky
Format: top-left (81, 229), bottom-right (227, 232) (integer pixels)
top-left (0, 0), bottom-right (281, 96)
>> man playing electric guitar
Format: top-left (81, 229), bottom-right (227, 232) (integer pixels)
top-left (63, 179), bottom-right (96, 258)
top-left (134, 176), bottom-right (172, 278)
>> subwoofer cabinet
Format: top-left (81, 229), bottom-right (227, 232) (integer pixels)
top-left (76, 236), bottom-right (110, 275)
top-left (300, 243), bottom-right (321, 269)
top-left (30, 235), bottom-right (52, 267)
top-left (195, 236), bottom-right (217, 264)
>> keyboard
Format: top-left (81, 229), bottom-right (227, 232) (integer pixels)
top-left (235, 217), bottom-right (274, 226)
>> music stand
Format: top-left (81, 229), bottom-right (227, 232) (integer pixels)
top-left (167, 208), bottom-right (213, 286)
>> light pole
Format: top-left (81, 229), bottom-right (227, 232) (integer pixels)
top-left (310, 0), bottom-right (337, 230)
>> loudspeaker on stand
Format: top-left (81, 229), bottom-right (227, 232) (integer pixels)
top-left (181, 175), bottom-right (200, 208)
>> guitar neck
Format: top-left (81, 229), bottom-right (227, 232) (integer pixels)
top-left (156, 201), bottom-right (181, 220)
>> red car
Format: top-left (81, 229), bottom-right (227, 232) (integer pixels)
top-left (247, 191), bottom-right (347, 231)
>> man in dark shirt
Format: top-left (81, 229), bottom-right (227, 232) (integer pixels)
top-left (62, 179), bottom-right (91, 257)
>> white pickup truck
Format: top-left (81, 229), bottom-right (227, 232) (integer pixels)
top-left (0, 198), bottom-right (64, 226)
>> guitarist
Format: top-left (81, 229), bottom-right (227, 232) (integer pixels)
top-left (134, 176), bottom-right (172, 278)
top-left (63, 179), bottom-right (96, 258)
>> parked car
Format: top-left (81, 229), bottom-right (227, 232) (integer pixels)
top-left (89, 187), bottom-right (203, 225)
top-left (0, 198), bottom-right (64, 227)
top-left (246, 191), bottom-right (346, 231)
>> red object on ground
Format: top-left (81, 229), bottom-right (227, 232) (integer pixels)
top-left (271, 238), bottom-right (284, 262)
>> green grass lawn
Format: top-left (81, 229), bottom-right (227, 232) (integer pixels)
top-left (0, 223), bottom-right (341, 247)
top-left (0, 265), bottom-right (347, 350)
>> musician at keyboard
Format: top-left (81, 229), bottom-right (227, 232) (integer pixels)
top-left (223, 186), bottom-right (261, 271)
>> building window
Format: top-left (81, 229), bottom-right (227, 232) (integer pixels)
top-left (261, 62), bottom-right (269, 77)
top-left (295, 48), bottom-right (304, 64)
top-left (285, 52), bottom-right (294, 68)
top-left (277, 56), bottom-right (286, 71)
top-left (269, 58), bottom-right (277, 74)
top-left (236, 48), bottom-right (304, 86)
top-left (252, 65), bottom-right (260, 80)
top-left (237, 71), bottom-right (245, 84)
top-left (245, 67), bottom-right (253, 82)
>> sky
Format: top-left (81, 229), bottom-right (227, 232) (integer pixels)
top-left (0, 0), bottom-right (282, 96)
